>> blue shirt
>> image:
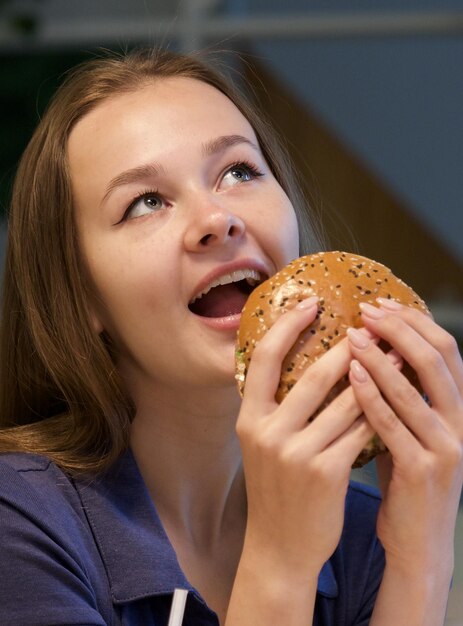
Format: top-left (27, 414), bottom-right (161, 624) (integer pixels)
top-left (0, 450), bottom-right (384, 625)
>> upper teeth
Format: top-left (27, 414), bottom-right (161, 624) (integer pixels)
top-left (190, 269), bottom-right (263, 304)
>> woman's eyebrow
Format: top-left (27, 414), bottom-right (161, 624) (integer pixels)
top-left (101, 162), bottom-right (165, 206)
top-left (100, 134), bottom-right (259, 206)
top-left (202, 134), bottom-right (259, 157)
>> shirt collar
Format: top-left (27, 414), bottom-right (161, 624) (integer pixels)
top-left (317, 560), bottom-right (338, 598)
top-left (75, 449), bottom-right (338, 604)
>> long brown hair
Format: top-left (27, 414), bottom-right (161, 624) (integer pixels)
top-left (0, 47), bottom-right (322, 474)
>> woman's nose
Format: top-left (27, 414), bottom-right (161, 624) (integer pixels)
top-left (183, 203), bottom-right (246, 252)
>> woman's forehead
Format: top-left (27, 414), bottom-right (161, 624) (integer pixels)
top-left (73, 77), bottom-right (253, 142)
top-left (68, 77), bottom-right (257, 174)
top-left (67, 77), bottom-right (260, 219)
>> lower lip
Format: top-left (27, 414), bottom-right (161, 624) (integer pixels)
top-left (192, 312), bottom-right (242, 331)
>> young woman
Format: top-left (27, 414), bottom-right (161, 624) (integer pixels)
top-left (0, 48), bottom-right (462, 626)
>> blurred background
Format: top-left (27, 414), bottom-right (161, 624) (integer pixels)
top-left (1, 0), bottom-right (462, 621)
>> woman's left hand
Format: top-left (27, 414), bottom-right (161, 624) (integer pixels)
top-left (347, 298), bottom-right (463, 579)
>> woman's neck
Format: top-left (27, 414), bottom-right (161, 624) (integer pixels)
top-left (129, 382), bottom-right (246, 553)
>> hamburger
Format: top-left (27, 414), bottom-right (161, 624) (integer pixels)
top-left (235, 251), bottom-right (430, 467)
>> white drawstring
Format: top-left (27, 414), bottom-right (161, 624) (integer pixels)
top-left (167, 588), bottom-right (188, 626)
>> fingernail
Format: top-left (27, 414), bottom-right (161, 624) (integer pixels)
top-left (359, 302), bottom-right (385, 319)
top-left (350, 359), bottom-right (368, 383)
top-left (296, 296), bottom-right (319, 310)
top-left (377, 297), bottom-right (403, 311)
top-left (347, 327), bottom-right (370, 349)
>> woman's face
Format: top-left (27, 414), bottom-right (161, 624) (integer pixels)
top-left (69, 77), bottom-right (299, 396)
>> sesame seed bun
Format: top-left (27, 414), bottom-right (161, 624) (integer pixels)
top-left (235, 251), bottom-right (430, 468)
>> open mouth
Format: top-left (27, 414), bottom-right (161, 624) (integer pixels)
top-left (188, 270), bottom-right (265, 318)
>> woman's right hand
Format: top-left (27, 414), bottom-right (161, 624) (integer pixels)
top-left (235, 296), bottom-right (375, 582)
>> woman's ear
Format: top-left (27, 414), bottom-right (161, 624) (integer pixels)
top-left (87, 301), bottom-right (105, 335)
top-left (90, 309), bottom-right (104, 335)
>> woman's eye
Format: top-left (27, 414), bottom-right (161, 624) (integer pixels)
top-left (220, 162), bottom-right (263, 189)
top-left (124, 192), bottom-right (164, 220)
